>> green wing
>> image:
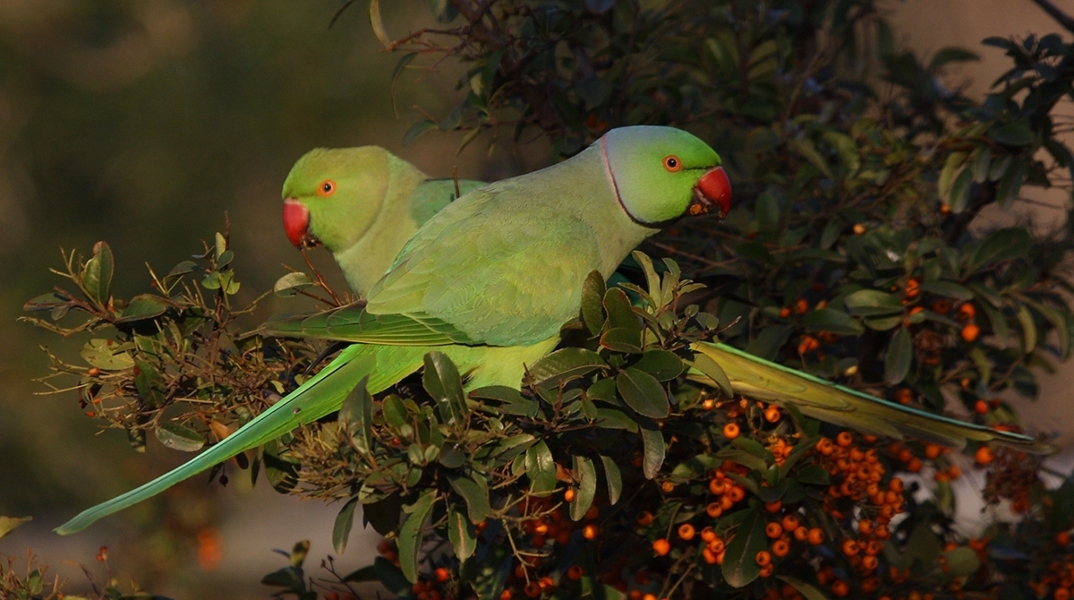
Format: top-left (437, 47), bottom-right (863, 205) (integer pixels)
top-left (691, 341), bottom-right (1053, 453)
top-left (366, 185), bottom-right (603, 347)
top-left (262, 302), bottom-right (479, 345)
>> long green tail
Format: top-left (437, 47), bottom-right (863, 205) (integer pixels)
top-left (55, 344), bottom-right (427, 535)
top-left (691, 342), bottom-right (1054, 453)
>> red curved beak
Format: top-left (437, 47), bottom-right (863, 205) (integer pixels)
top-left (283, 199), bottom-right (310, 247)
top-left (690, 167), bottom-right (732, 218)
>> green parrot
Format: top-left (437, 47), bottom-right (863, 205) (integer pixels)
top-left (280, 146), bottom-right (1052, 455)
top-left (55, 125), bottom-right (733, 534)
top-left (282, 146), bottom-right (486, 296)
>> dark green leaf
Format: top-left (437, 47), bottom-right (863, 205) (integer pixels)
top-left (362, 494), bottom-right (402, 536)
top-left (639, 419), bottom-right (665, 479)
top-left (600, 327), bottom-right (643, 353)
top-left (526, 441), bottom-right (557, 494)
top-left (80, 338), bottom-right (134, 370)
top-left (333, 497), bottom-right (359, 555)
top-left (23, 293), bottom-right (66, 312)
top-left (581, 270), bottom-right (607, 336)
top-left (919, 280), bottom-right (974, 300)
top-left (273, 272), bottom-right (314, 297)
top-left (155, 422), bottom-right (205, 452)
top-left (776, 576), bottom-right (829, 600)
top-left (884, 327), bottom-right (913, 385)
top-left (403, 119), bottom-right (437, 145)
top-left (83, 241), bottom-right (114, 307)
top-left (569, 455), bottom-right (598, 521)
top-left (721, 508), bottom-right (768, 587)
top-left (948, 166), bottom-right (973, 213)
top-left (687, 351), bottom-right (733, 397)
top-left (802, 308), bottom-right (864, 336)
top-left (844, 289), bottom-right (904, 316)
top-left (448, 506), bottom-right (477, 561)
top-left (423, 351), bottom-right (468, 425)
top-left (470, 386), bottom-right (537, 417)
top-left (339, 376), bottom-right (374, 453)
top-left (398, 489), bottom-right (437, 582)
top-left (599, 455), bottom-right (622, 505)
top-left (969, 228), bottom-right (1031, 270)
top-left (989, 120), bottom-right (1035, 146)
top-left (117, 294), bottom-right (170, 323)
top-left (1016, 304), bottom-right (1037, 354)
top-left (527, 347), bottom-right (607, 387)
top-left (616, 367), bottom-right (669, 418)
top-left (374, 556), bottom-right (412, 597)
top-left (632, 349), bottom-right (685, 381)
top-left (448, 476), bottom-right (492, 523)
top-left (594, 407), bottom-right (639, 431)
top-left (928, 47), bottom-right (979, 70)
top-left (603, 288), bottom-right (640, 332)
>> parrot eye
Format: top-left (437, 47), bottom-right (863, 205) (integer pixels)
top-left (317, 180), bottom-right (336, 197)
top-left (663, 156), bottom-right (682, 172)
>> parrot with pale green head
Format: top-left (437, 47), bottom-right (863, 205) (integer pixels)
top-left (55, 125), bottom-right (733, 534)
top-left (281, 146), bottom-right (486, 296)
top-left (278, 141), bottom-right (1053, 455)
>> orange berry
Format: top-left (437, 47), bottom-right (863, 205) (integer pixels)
top-left (524, 582), bottom-right (541, 598)
top-left (779, 307), bottom-right (792, 319)
top-left (764, 500), bottom-right (782, 513)
top-left (906, 457), bottom-right (923, 472)
top-left (636, 511), bottom-right (654, 526)
top-left (567, 564), bottom-right (584, 580)
top-left (772, 539), bottom-right (790, 557)
top-left (500, 590), bottom-right (513, 600)
top-left (765, 522), bottom-right (783, 538)
top-left (842, 540), bottom-right (860, 556)
top-left (661, 480), bottom-right (675, 493)
top-left (831, 580), bottom-right (850, 597)
top-left (974, 400), bottom-right (988, 414)
top-left (781, 515), bottom-right (800, 532)
top-left (702, 398), bottom-right (715, 410)
top-left (924, 444), bottom-right (941, 459)
top-left (652, 538), bottom-right (671, 556)
top-left (585, 505), bottom-right (599, 520)
top-left (564, 488), bottom-right (576, 502)
top-left (702, 547), bottom-right (719, 564)
top-left (959, 303), bottom-right (976, 320)
top-left (709, 478), bottom-right (727, 495)
top-left (701, 527), bottom-right (717, 543)
top-left (729, 486), bottom-right (746, 502)
top-left (894, 388), bottom-right (913, 405)
top-left (764, 406), bottom-right (781, 423)
top-left (858, 520), bottom-right (874, 535)
top-left (583, 524), bottom-right (598, 540)
top-left (723, 422), bottom-right (740, 439)
top-left (1058, 531), bottom-right (1071, 546)
top-left (836, 431), bottom-right (853, 447)
top-left (793, 526), bottom-right (809, 541)
top-left (678, 523), bottom-right (696, 541)
top-left (961, 323), bottom-right (980, 342)
top-left (794, 298), bottom-right (809, 314)
top-left (807, 528), bottom-right (825, 545)
top-left (755, 550), bottom-right (772, 566)
top-left (434, 567), bottom-right (450, 583)
top-left (852, 223), bottom-right (866, 235)
top-left (1056, 589), bottom-right (1071, 600)
top-left (705, 502), bottom-right (722, 518)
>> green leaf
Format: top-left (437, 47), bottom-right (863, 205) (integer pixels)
top-left (599, 455), bottom-right (622, 505)
top-left (368, 0), bottom-right (391, 47)
top-left (979, 301), bottom-right (1010, 349)
top-left (919, 280), bottom-right (974, 300)
top-left (134, 359), bottom-right (165, 407)
top-left (569, 455), bottom-right (598, 522)
top-left (1016, 304), bottom-right (1037, 354)
top-left (448, 476), bottom-right (492, 523)
top-left (822, 131), bottom-right (861, 174)
top-left (721, 508), bottom-right (768, 587)
top-left (155, 423), bottom-right (205, 452)
top-left (989, 120), bottom-right (1035, 146)
top-left (23, 293), bottom-right (67, 312)
top-left (594, 407), bottom-right (639, 431)
top-left (948, 167), bottom-right (973, 213)
top-left (969, 227), bottom-right (1031, 270)
top-left (273, 272), bottom-right (314, 297)
top-left (0, 516), bottom-right (31, 540)
top-left (996, 159), bottom-right (1026, 207)
top-left (632, 349), bottom-right (685, 381)
top-left (362, 494), bottom-right (402, 536)
top-left (448, 506), bottom-right (477, 561)
top-left (928, 46), bottom-right (979, 70)
top-left (639, 419), bottom-right (665, 479)
top-left (83, 241), bottom-right (114, 307)
top-left (938, 151), bottom-right (966, 197)
top-left (527, 347), bottom-right (607, 388)
top-left (884, 327), bottom-right (913, 385)
top-left (423, 352), bottom-right (468, 425)
top-left (788, 137), bottom-right (833, 179)
top-left (398, 489), bottom-right (436, 583)
top-left (381, 395), bottom-right (407, 429)
top-left (403, 119), bottom-right (437, 145)
top-left (581, 270), bottom-right (607, 336)
top-left (687, 352), bottom-right (733, 397)
top-left (526, 441), bottom-right (557, 494)
top-left (116, 294), bottom-right (170, 323)
top-left (374, 556), bottom-right (412, 597)
top-left (469, 386), bottom-right (537, 417)
top-left (600, 327), bottom-right (643, 353)
top-left (603, 288), bottom-right (640, 332)
top-left (844, 289), bottom-right (904, 316)
top-left (333, 497), bottom-right (359, 555)
top-left (616, 367), bottom-right (669, 418)
top-left (802, 308), bottom-right (864, 336)
top-left (944, 546), bottom-right (981, 577)
top-left (339, 376), bottom-right (374, 453)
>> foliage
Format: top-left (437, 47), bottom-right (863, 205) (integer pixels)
top-left (19, 0), bottom-right (1074, 599)
top-left (0, 548), bottom-right (169, 600)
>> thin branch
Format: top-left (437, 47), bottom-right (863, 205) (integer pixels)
top-left (1030, 0), bottom-right (1074, 34)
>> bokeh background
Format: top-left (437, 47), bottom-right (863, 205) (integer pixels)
top-left (0, 1), bottom-right (1070, 597)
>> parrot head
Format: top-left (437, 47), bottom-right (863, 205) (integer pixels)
top-left (281, 147), bottom-right (395, 252)
top-left (600, 126), bottom-right (731, 225)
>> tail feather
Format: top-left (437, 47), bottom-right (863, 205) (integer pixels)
top-left (690, 342), bottom-right (1054, 453)
top-left (55, 345), bottom-right (425, 535)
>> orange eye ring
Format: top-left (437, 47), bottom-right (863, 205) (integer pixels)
top-left (317, 180), bottom-right (336, 197)
top-left (663, 155), bottom-right (683, 172)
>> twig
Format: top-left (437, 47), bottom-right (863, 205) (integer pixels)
top-left (1030, 0), bottom-right (1074, 34)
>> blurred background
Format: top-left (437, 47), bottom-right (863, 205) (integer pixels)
top-left (0, 0), bottom-right (1070, 597)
